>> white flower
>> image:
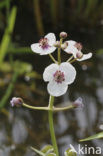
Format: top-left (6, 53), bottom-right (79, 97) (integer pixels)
top-left (31, 33), bottom-right (56, 55)
top-left (64, 40), bottom-right (92, 61)
top-left (43, 62), bottom-right (76, 97)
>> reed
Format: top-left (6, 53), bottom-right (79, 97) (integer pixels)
top-left (0, 6), bottom-right (17, 65)
top-left (0, 69), bottom-right (19, 109)
top-left (33, 0), bottom-right (44, 35)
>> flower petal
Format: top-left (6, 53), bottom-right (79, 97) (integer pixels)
top-left (31, 43), bottom-right (56, 55)
top-left (45, 33), bottom-right (56, 46)
top-left (40, 46), bottom-right (56, 55)
top-left (64, 40), bottom-right (77, 54)
top-left (59, 62), bottom-right (76, 84)
top-left (47, 81), bottom-right (68, 97)
top-left (43, 63), bottom-right (59, 82)
top-left (77, 52), bottom-right (92, 61)
top-left (67, 40), bottom-right (76, 46)
top-left (31, 43), bottom-right (41, 54)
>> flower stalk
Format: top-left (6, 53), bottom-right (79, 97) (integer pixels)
top-left (58, 38), bottom-right (63, 65)
top-left (23, 103), bottom-right (49, 111)
top-left (49, 53), bottom-right (57, 64)
top-left (48, 95), bottom-right (59, 156)
top-left (67, 55), bottom-right (74, 62)
top-left (23, 102), bottom-right (75, 112)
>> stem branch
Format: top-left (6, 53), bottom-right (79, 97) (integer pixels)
top-left (23, 103), bottom-right (48, 111)
top-left (58, 38), bottom-right (63, 65)
top-left (49, 54), bottom-right (57, 64)
top-left (54, 105), bottom-right (75, 112)
top-left (66, 55), bottom-right (74, 62)
top-left (23, 102), bottom-right (75, 112)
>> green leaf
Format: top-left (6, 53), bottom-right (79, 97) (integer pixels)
top-left (41, 145), bottom-right (54, 154)
top-left (80, 132), bottom-right (103, 142)
top-left (0, 6), bottom-right (17, 65)
top-left (64, 148), bottom-right (77, 156)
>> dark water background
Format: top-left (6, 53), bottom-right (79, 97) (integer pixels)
top-left (0, 1), bottom-right (103, 156)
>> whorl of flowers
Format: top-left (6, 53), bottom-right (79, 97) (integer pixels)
top-left (31, 32), bottom-right (92, 97)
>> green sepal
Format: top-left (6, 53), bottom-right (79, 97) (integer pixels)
top-left (41, 145), bottom-right (54, 154)
top-left (31, 145), bottom-right (56, 156)
top-left (64, 148), bottom-right (77, 156)
top-left (31, 146), bottom-right (45, 156)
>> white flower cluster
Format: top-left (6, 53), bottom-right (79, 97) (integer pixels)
top-left (31, 33), bottom-right (92, 97)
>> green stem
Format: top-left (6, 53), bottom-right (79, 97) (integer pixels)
top-left (58, 38), bottom-right (63, 65)
top-left (66, 55), bottom-right (74, 62)
top-left (49, 54), bottom-right (57, 64)
top-left (54, 105), bottom-right (75, 112)
top-left (23, 103), bottom-right (48, 111)
top-left (33, 0), bottom-right (44, 35)
top-left (48, 96), bottom-right (59, 156)
top-left (69, 58), bottom-right (77, 64)
top-left (23, 102), bottom-right (75, 112)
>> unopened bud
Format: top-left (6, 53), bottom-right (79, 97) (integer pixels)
top-left (76, 51), bottom-right (83, 59)
top-left (65, 148), bottom-right (77, 156)
top-left (61, 42), bottom-right (68, 50)
top-left (10, 97), bottom-right (23, 107)
top-left (53, 41), bottom-right (60, 48)
top-left (73, 97), bottom-right (84, 108)
top-left (60, 32), bottom-right (67, 39)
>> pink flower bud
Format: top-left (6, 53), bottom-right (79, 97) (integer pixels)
top-left (76, 52), bottom-right (83, 59)
top-left (73, 97), bottom-right (84, 108)
top-left (10, 97), bottom-right (23, 107)
top-left (60, 32), bottom-right (67, 39)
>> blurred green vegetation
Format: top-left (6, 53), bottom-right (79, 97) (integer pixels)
top-left (80, 131), bottom-right (103, 142)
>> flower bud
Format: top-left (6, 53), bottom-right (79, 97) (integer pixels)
top-left (61, 42), bottom-right (68, 50)
top-left (65, 148), bottom-right (77, 156)
top-left (76, 51), bottom-right (83, 59)
top-left (60, 32), bottom-right (67, 39)
top-left (53, 41), bottom-right (60, 48)
top-left (10, 97), bottom-right (23, 107)
top-left (73, 97), bottom-right (84, 108)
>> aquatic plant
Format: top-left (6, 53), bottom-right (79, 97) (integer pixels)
top-left (10, 32), bottom-right (92, 156)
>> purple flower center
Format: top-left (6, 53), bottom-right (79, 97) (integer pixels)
top-left (53, 70), bottom-right (65, 83)
top-left (39, 38), bottom-right (50, 49)
top-left (74, 42), bottom-right (82, 51)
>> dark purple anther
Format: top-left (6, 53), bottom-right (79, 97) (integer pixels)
top-left (53, 70), bottom-right (65, 83)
